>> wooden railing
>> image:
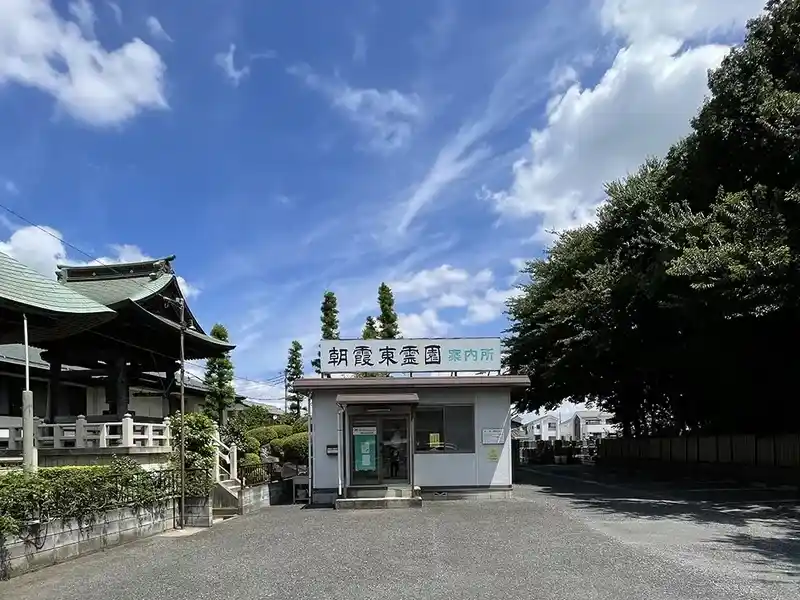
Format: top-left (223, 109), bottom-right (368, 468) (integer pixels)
top-left (0, 414), bottom-right (171, 451)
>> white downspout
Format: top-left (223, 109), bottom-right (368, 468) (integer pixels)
top-left (336, 403), bottom-right (344, 498)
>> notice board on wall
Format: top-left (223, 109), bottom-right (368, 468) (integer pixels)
top-left (353, 426), bottom-right (377, 471)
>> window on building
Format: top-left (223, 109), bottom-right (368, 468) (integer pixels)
top-left (535, 424), bottom-right (541, 430)
top-left (585, 419), bottom-right (601, 425)
top-left (414, 405), bottom-right (475, 453)
top-left (547, 422), bottom-right (556, 430)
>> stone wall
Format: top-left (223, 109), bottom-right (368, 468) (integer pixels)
top-left (238, 481), bottom-right (287, 514)
top-left (37, 447), bottom-right (172, 470)
top-left (179, 496), bottom-right (213, 527)
top-left (1, 500), bottom-right (174, 580)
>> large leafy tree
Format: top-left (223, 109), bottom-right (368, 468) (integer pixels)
top-left (310, 291), bottom-right (340, 376)
top-left (202, 323), bottom-right (236, 425)
top-left (505, 0), bottom-right (800, 437)
top-left (284, 340), bottom-right (305, 416)
top-left (377, 283), bottom-right (401, 339)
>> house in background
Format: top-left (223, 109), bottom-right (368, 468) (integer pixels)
top-left (559, 410), bottom-right (616, 441)
top-left (524, 414), bottom-right (560, 441)
top-left (522, 410), bottom-right (616, 442)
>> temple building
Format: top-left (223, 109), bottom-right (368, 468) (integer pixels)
top-left (0, 252), bottom-right (234, 424)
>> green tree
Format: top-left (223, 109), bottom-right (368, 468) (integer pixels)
top-left (377, 283), bottom-right (400, 339)
top-left (310, 291), bottom-right (340, 376)
top-left (356, 315), bottom-right (383, 378)
top-left (362, 315), bottom-right (379, 339)
top-left (202, 323), bottom-right (236, 425)
top-left (285, 340), bottom-right (305, 416)
top-left (504, 0), bottom-right (800, 437)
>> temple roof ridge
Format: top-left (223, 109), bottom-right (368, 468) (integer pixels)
top-left (56, 254), bottom-right (176, 282)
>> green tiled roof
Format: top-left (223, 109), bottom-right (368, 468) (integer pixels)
top-left (60, 272), bottom-right (174, 307)
top-left (134, 304), bottom-right (235, 353)
top-left (0, 252), bottom-right (116, 317)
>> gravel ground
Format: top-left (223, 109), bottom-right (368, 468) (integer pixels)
top-left (2, 470), bottom-right (797, 600)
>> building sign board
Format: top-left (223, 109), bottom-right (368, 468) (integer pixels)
top-left (320, 337), bottom-right (502, 374)
top-left (481, 428), bottom-right (506, 445)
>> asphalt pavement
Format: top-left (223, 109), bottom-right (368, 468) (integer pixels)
top-left (2, 466), bottom-right (797, 600)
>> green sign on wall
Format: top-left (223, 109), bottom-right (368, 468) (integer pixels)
top-left (353, 427), bottom-right (377, 472)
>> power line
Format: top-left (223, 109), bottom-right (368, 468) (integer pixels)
top-left (0, 202), bottom-right (290, 392)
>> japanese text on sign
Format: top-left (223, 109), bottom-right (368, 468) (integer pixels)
top-left (319, 338), bottom-right (502, 374)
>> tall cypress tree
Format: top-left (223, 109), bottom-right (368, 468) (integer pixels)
top-left (285, 340), bottom-right (305, 416)
top-left (311, 291), bottom-right (340, 376)
top-left (202, 323), bottom-right (236, 425)
top-left (377, 283), bottom-right (400, 339)
top-left (362, 316), bottom-right (379, 339)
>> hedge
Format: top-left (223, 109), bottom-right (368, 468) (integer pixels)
top-left (240, 452), bottom-right (262, 467)
top-left (248, 424), bottom-right (293, 447)
top-left (291, 418), bottom-right (309, 434)
top-left (0, 457), bottom-right (176, 538)
top-left (270, 432), bottom-right (309, 462)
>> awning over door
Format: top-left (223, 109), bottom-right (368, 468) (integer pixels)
top-left (336, 393), bottom-right (419, 404)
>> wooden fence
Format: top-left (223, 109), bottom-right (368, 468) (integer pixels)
top-left (599, 434), bottom-right (800, 469)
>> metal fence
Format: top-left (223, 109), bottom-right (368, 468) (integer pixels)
top-left (237, 462), bottom-right (278, 487)
top-left (236, 461), bottom-right (309, 488)
top-left (599, 434), bottom-right (800, 468)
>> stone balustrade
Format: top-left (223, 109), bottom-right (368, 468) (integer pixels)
top-left (0, 414), bottom-right (171, 451)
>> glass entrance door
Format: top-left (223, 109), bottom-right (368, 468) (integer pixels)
top-left (380, 416), bottom-right (409, 483)
top-left (349, 414), bottom-right (410, 485)
top-left (350, 417), bottom-right (380, 485)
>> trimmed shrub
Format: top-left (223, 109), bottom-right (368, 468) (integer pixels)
top-left (291, 418), bottom-right (309, 434)
top-left (242, 435), bottom-right (260, 455)
top-left (241, 452), bottom-right (262, 467)
top-left (271, 432), bottom-right (309, 462)
top-left (248, 424), bottom-right (293, 447)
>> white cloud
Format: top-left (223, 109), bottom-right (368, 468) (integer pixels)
top-left (0, 225), bottom-right (66, 278)
top-left (0, 0), bottom-right (168, 127)
top-left (389, 3), bottom-right (593, 238)
top-left (68, 0), bottom-right (96, 38)
top-left (0, 225), bottom-right (200, 299)
top-left (288, 63), bottom-right (423, 153)
top-left (600, 0), bottom-right (765, 43)
top-left (146, 16), bottom-right (173, 43)
top-left (489, 0), bottom-right (765, 240)
top-left (398, 308), bottom-right (449, 338)
top-left (215, 44), bottom-right (250, 86)
top-left (391, 264), bottom-right (519, 329)
top-left (106, 2), bottom-right (122, 25)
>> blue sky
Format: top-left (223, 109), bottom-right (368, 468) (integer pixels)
top-left (0, 0), bottom-right (765, 405)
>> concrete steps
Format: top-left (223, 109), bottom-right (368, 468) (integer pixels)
top-left (336, 486), bottom-right (423, 509)
top-left (212, 506), bottom-right (239, 519)
top-left (335, 497), bottom-right (422, 509)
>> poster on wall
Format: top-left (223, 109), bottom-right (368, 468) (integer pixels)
top-left (353, 427), bottom-right (377, 471)
top-left (320, 337), bottom-right (502, 374)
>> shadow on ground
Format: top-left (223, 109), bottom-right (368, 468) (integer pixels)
top-left (516, 465), bottom-right (800, 578)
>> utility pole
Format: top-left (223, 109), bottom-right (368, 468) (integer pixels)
top-left (21, 314), bottom-right (36, 473)
top-left (178, 298), bottom-right (186, 529)
top-left (163, 294), bottom-right (187, 529)
top-left (284, 372), bottom-right (288, 415)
